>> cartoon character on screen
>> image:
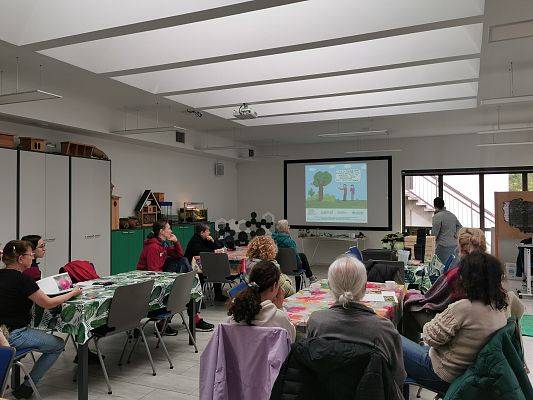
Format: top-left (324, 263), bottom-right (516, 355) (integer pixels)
top-left (338, 183), bottom-right (348, 201)
top-left (350, 184), bottom-right (355, 201)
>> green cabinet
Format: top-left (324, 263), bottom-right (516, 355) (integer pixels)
top-left (111, 229), bottom-right (143, 275)
top-left (172, 224), bottom-right (195, 250)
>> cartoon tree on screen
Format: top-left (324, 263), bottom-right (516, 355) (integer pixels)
top-left (312, 171), bottom-right (332, 201)
top-left (307, 188), bottom-right (315, 198)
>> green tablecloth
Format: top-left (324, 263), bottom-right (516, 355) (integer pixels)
top-left (404, 264), bottom-right (433, 293)
top-left (30, 271), bottom-right (202, 344)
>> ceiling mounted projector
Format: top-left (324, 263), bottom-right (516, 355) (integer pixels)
top-left (233, 103), bottom-right (258, 119)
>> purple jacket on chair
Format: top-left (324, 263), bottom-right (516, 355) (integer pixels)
top-left (200, 324), bottom-right (292, 400)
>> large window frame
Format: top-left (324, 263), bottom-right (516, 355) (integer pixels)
top-left (402, 166), bottom-right (533, 234)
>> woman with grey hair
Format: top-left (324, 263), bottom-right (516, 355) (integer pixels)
top-left (307, 255), bottom-right (406, 389)
top-left (271, 219), bottom-right (317, 288)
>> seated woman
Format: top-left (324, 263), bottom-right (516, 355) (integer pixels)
top-left (307, 255), bottom-right (406, 391)
top-left (402, 252), bottom-right (509, 395)
top-left (402, 227), bottom-right (486, 341)
top-left (246, 235), bottom-right (295, 297)
top-left (137, 220), bottom-right (214, 333)
top-left (271, 219), bottom-right (317, 288)
top-left (20, 235), bottom-right (46, 281)
top-left (227, 260), bottom-right (296, 342)
top-left (185, 222), bottom-right (227, 302)
top-left (0, 240), bottom-right (82, 399)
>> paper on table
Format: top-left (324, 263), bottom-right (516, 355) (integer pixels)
top-left (382, 291), bottom-right (398, 303)
top-left (362, 293), bottom-right (385, 302)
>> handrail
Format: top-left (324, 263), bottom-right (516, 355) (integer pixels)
top-left (418, 175), bottom-right (495, 220)
top-left (407, 175), bottom-right (496, 224)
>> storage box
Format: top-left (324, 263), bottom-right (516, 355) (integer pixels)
top-left (19, 137), bottom-right (46, 152)
top-left (0, 132), bottom-right (15, 148)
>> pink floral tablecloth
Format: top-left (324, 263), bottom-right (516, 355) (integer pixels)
top-left (284, 280), bottom-right (404, 331)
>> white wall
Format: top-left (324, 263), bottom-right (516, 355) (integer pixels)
top-left (237, 132), bottom-right (533, 248)
top-left (0, 120), bottom-right (238, 220)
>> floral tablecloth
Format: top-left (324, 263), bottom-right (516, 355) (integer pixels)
top-left (284, 280), bottom-right (405, 333)
top-left (30, 271), bottom-right (202, 344)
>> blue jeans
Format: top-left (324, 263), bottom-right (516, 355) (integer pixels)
top-left (401, 336), bottom-right (450, 396)
top-left (435, 245), bottom-right (457, 266)
top-left (9, 328), bottom-right (65, 384)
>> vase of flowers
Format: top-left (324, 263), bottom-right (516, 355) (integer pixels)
top-left (381, 232), bottom-right (406, 250)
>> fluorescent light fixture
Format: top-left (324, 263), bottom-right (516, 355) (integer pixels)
top-left (198, 145), bottom-right (251, 150)
top-left (477, 126), bottom-right (533, 135)
top-left (111, 125), bottom-right (184, 135)
top-left (346, 149), bottom-right (402, 154)
top-left (0, 90), bottom-right (61, 105)
top-left (480, 95), bottom-right (533, 106)
top-left (477, 142), bottom-right (533, 147)
top-left (318, 130), bottom-right (388, 138)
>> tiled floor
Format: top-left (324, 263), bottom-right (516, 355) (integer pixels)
top-left (7, 265), bottom-right (533, 400)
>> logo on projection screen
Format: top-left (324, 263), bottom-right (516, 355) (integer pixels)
top-left (305, 163), bottom-right (368, 224)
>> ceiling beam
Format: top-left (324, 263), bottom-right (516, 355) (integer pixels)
top-left (104, 16), bottom-right (483, 77)
top-left (228, 96), bottom-right (478, 120)
top-left (159, 54), bottom-right (481, 96)
top-left (25, 0), bottom-right (307, 51)
top-left (198, 78), bottom-right (479, 110)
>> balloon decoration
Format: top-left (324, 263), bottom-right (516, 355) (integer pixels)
top-left (214, 211), bottom-right (277, 246)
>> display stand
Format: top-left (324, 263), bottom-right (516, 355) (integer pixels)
top-left (518, 242), bottom-right (533, 298)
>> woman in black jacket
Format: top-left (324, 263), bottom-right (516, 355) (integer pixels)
top-left (185, 223), bottom-right (227, 301)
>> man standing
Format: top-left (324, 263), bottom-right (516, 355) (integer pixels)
top-left (432, 197), bottom-right (462, 264)
top-left (350, 184), bottom-right (355, 201)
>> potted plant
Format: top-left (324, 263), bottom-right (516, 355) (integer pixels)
top-left (381, 232), bottom-right (406, 250)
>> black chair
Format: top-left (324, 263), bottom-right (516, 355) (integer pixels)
top-left (200, 252), bottom-right (238, 304)
top-left (361, 248), bottom-right (398, 262)
top-left (276, 247), bottom-right (306, 291)
top-left (89, 280), bottom-right (156, 395)
top-left (364, 260), bottom-right (405, 284)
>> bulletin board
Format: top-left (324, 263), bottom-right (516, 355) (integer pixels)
top-left (494, 191), bottom-right (533, 259)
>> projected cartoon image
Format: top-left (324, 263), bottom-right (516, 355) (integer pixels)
top-left (305, 163), bottom-right (368, 223)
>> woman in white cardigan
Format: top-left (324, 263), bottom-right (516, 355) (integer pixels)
top-left (227, 260), bottom-right (296, 342)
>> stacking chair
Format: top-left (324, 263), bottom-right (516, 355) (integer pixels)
top-left (0, 346), bottom-right (15, 397)
top-left (200, 252), bottom-right (238, 303)
top-left (88, 280), bottom-right (156, 395)
top-left (276, 248), bottom-right (306, 291)
top-left (131, 272), bottom-right (199, 370)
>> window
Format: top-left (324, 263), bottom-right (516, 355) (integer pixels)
top-left (404, 175), bottom-right (437, 228)
top-left (402, 168), bottom-right (533, 234)
top-left (443, 175), bottom-right (480, 228)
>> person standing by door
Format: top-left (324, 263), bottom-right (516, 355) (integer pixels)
top-left (432, 197), bottom-right (462, 264)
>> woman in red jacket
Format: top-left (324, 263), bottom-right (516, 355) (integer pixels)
top-left (137, 220), bottom-right (214, 333)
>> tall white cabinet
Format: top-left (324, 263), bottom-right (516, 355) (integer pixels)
top-left (19, 151), bottom-right (70, 277)
top-left (70, 157), bottom-right (111, 277)
top-left (0, 148), bottom-right (17, 252)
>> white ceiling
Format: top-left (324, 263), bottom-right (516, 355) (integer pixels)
top-left (0, 0), bottom-right (487, 129)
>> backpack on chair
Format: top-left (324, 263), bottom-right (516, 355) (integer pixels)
top-left (60, 260), bottom-right (100, 283)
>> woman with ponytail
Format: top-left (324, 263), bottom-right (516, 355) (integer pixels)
top-left (307, 255), bottom-right (406, 389)
top-left (227, 260), bottom-right (296, 342)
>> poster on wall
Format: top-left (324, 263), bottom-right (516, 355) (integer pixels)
top-left (304, 163), bottom-right (368, 223)
top-left (495, 191), bottom-right (533, 259)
